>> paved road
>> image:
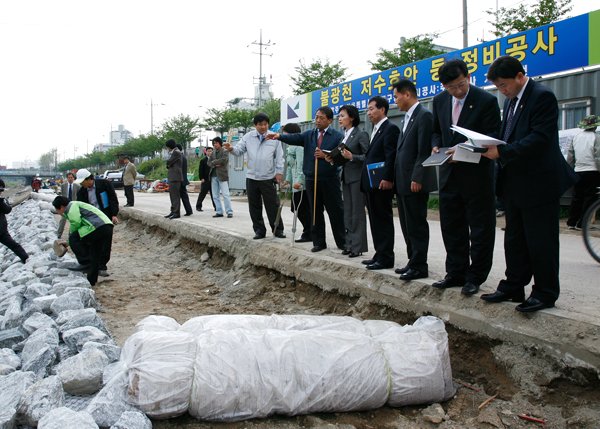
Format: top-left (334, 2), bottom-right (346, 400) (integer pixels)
top-left (118, 189), bottom-right (600, 326)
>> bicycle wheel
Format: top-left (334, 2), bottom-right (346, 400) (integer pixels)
top-left (582, 199), bottom-right (600, 263)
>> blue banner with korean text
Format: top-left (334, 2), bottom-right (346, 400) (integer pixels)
top-left (309, 13), bottom-right (590, 118)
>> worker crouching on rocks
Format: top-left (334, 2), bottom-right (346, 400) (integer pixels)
top-left (52, 196), bottom-right (114, 286)
top-left (0, 179), bottom-right (29, 264)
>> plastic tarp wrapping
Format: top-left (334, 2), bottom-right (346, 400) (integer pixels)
top-left (180, 314), bottom-right (368, 335)
top-left (189, 328), bottom-right (389, 421)
top-left (119, 330), bottom-right (197, 419)
top-left (122, 314), bottom-right (455, 421)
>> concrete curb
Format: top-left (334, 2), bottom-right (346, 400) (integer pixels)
top-left (120, 209), bottom-right (600, 372)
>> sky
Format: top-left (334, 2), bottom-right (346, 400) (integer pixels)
top-left (1, 0), bottom-right (597, 167)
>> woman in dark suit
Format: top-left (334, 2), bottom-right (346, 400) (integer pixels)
top-left (328, 105), bottom-right (369, 257)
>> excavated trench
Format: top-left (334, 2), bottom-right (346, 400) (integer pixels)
top-left (94, 217), bottom-right (600, 428)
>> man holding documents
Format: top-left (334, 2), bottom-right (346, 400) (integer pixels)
top-left (360, 96), bottom-right (400, 270)
top-left (393, 79), bottom-right (437, 280)
top-left (480, 56), bottom-right (578, 312)
top-left (431, 59), bottom-right (501, 295)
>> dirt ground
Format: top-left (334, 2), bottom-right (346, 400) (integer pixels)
top-left (54, 214), bottom-right (600, 429)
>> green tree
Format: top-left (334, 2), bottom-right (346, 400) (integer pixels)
top-left (369, 33), bottom-right (442, 72)
top-left (159, 114), bottom-right (200, 149)
top-left (290, 58), bottom-right (350, 96)
top-left (258, 94), bottom-right (282, 125)
top-left (486, 0), bottom-right (572, 38)
top-left (202, 107), bottom-right (238, 136)
top-left (38, 148), bottom-right (57, 172)
top-left (231, 107), bottom-right (258, 133)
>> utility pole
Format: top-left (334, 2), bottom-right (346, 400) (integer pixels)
top-left (249, 30), bottom-right (274, 108)
top-left (463, 0), bottom-right (469, 48)
top-left (149, 99), bottom-right (160, 135)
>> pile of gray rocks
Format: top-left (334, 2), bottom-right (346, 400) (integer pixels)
top-left (0, 199), bottom-right (152, 429)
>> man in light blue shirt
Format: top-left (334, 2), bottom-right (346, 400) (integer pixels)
top-left (224, 113), bottom-right (285, 239)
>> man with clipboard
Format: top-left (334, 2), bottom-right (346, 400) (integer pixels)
top-left (360, 96), bottom-right (400, 270)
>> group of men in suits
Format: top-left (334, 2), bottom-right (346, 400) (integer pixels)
top-left (368, 56), bottom-right (576, 313)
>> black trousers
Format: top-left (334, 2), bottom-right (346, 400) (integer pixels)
top-left (196, 180), bottom-right (215, 210)
top-left (290, 190), bottom-right (311, 238)
top-left (124, 185), bottom-right (134, 206)
top-left (499, 197), bottom-right (560, 305)
top-left (69, 224), bottom-right (114, 286)
top-left (567, 171), bottom-right (600, 228)
top-left (439, 185), bottom-right (496, 285)
top-left (305, 177), bottom-right (346, 249)
top-left (179, 183), bottom-right (193, 215)
top-left (364, 189), bottom-right (394, 266)
top-left (246, 178), bottom-right (283, 235)
top-left (0, 232), bottom-right (28, 262)
top-left (397, 192), bottom-right (430, 273)
top-left (169, 181), bottom-right (181, 215)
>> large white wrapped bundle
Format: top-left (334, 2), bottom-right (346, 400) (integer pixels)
top-left (135, 315), bottom-right (181, 333)
top-left (189, 328), bottom-right (389, 421)
top-left (180, 314), bottom-right (367, 335)
top-left (365, 316), bottom-right (455, 406)
top-left (120, 330), bottom-right (197, 419)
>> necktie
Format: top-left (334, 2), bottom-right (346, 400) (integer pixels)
top-left (370, 127), bottom-right (377, 142)
top-left (68, 184), bottom-right (72, 200)
top-left (452, 98), bottom-right (461, 125)
top-left (318, 130), bottom-right (324, 147)
top-left (502, 97), bottom-right (518, 141)
top-left (259, 134), bottom-right (264, 142)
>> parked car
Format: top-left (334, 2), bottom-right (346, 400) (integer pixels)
top-left (102, 170), bottom-right (145, 189)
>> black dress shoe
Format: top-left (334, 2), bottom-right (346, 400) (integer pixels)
top-left (348, 252), bottom-right (362, 258)
top-left (366, 262), bottom-right (393, 270)
top-left (461, 282), bottom-right (480, 295)
top-left (400, 268), bottom-right (427, 280)
top-left (515, 297), bottom-right (554, 312)
top-left (395, 266), bottom-right (409, 275)
top-left (196, 208), bottom-right (203, 212)
top-left (432, 276), bottom-right (466, 289)
top-left (253, 233), bottom-right (266, 240)
top-left (169, 214), bottom-right (180, 219)
top-left (341, 249), bottom-right (352, 255)
top-left (275, 232), bottom-right (286, 239)
top-left (295, 236), bottom-right (311, 243)
top-left (184, 213), bottom-right (193, 216)
top-left (362, 258), bottom-right (376, 265)
top-left (124, 204), bottom-right (132, 207)
top-left (213, 213), bottom-right (224, 218)
top-left (164, 213), bottom-right (173, 218)
top-left (311, 245), bottom-right (327, 252)
top-left (67, 264), bottom-right (91, 272)
top-left (480, 290), bottom-right (525, 303)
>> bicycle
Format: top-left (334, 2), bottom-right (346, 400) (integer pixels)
top-left (582, 189), bottom-right (600, 263)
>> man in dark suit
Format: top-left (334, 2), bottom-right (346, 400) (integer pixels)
top-left (57, 172), bottom-right (81, 238)
top-left (267, 107), bottom-right (346, 252)
top-left (393, 79), bottom-right (437, 280)
top-left (165, 139), bottom-right (183, 219)
top-left (176, 143), bottom-right (194, 216)
top-left (75, 168), bottom-right (119, 277)
top-left (481, 56), bottom-right (579, 312)
top-left (196, 147), bottom-right (216, 212)
top-left (431, 59), bottom-right (501, 295)
top-left (361, 96), bottom-right (400, 270)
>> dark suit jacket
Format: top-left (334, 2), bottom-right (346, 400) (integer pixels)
top-left (76, 178), bottom-right (119, 219)
top-left (497, 79), bottom-right (578, 208)
top-left (199, 156), bottom-right (210, 181)
top-left (432, 85), bottom-right (501, 191)
top-left (395, 104), bottom-right (438, 196)
top-left (60, 182), bottom-right (80, 200)
top-left (361, 119), bottom-right (400, 193)
top-left (181, 153), bottom-right (190, 186)
top-left (166, 148), bottom-right (183, 183)
top-left (337, 127), bottom-right (369, 184)
top-left (280, 127), bottom-right (344, 181)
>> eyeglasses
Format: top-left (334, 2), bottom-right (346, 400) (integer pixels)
top-left (446, 81), bottom-right (469, 91)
